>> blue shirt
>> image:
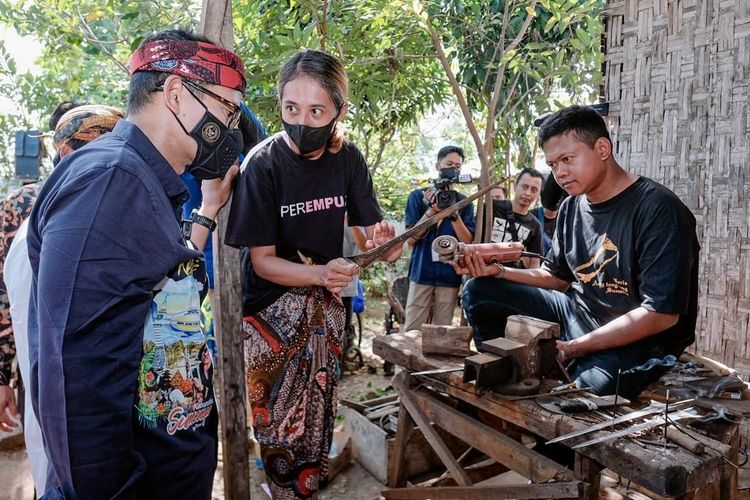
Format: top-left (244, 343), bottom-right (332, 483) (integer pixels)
top-left (27, 120), bottom-right (216, 499)
top-left (405, 188), bottom-right (476, 287)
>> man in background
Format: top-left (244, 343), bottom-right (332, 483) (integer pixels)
top-left (403, 145), bottom-right (475, 333)
top-left (3, 104), bottom-right (124, 494)
top-left (485, 167), bottom-right (544, 268)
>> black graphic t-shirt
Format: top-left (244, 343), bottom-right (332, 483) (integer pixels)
top-left (487, 199), bottom-right (542, 258)
top-left (225, 134), bottom-right (382, 314)
top-left (543, 177), bottom-right (699, 353)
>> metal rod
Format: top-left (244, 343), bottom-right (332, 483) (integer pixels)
top-left (612, 368), bottom-right (621, 428)
top-left (664, 389), bottom-right (670, 452)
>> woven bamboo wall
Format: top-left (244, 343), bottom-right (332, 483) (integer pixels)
top-left (604, 0), bottom-right (750, 377)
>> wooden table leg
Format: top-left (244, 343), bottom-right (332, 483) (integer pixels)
top-left (720, 425), bottom-right (740, 500)
top-left (574, 453), bottom-right (602, 500)
top-left (388, 400), bottom-right (416, 487)
top-left (393, 374), bottom-right (472, 486)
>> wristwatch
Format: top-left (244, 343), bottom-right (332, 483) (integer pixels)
top-left (190, 209), bottom-right (217, 232)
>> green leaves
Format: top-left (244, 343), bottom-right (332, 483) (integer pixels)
top-left (0, 0), bottom-right (603, 200)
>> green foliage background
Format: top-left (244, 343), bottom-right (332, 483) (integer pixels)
top-left (0, 0), bottom-right (603, 291)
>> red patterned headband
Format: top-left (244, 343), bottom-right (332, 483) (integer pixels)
top-left (129, 39), bottom-right (246, 93)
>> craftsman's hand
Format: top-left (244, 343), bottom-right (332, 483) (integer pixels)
top-left (200, 162), bottom-right (240, 217)
top-left (555, 339), bottom-right (580, 365)
top-left (366, 221), bottom-right (402, 262)
top-left (452, 249), bottom-right (501, 278)
top-left (320, 258), bottom-right (358, 294)
top-left (0, 385), bottom-right (20, 432)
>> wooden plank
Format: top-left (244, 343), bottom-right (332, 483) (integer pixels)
top-left (421, 324), bottom-right (473, 356)
top-left (720, 425), bottom-right (739, 500)
top-left (392, 372), bottom-right (472, 486)
top-left (406, 383), bottom-right (572, 483)
top-left (381, 482), bottom-right (582, 499)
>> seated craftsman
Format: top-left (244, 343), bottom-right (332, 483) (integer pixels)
top-left (458, 105), bottom-right (699, 400)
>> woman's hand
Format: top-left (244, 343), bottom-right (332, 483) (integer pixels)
top-left (0, 386), bottom-right (20, 432)
top-left (452, 249), bottom-right (503, 278)
top-left (366, 220), bottom-right (402, 262)
top-left (320, 258), bottom-right (358, 294)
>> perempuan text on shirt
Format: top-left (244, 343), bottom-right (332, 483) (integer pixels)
top-left (280, 195), bottom-right (346, 217)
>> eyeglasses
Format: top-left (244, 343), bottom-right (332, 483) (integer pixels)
top-left (182, 79), bottom-right (242, 129)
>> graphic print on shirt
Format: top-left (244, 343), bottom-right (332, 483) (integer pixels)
top-left (490, 217), bottom-right (530, 244)
top-left (573, 234), bottom-right (628, 295)
top-left (136, 258), bottom-right (214, 435)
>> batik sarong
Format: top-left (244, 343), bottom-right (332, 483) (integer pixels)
top-left (243, 286), bottom-right (345, 499)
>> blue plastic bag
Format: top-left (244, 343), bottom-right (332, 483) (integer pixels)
top-left (352, 280), bottom-right (366, 314)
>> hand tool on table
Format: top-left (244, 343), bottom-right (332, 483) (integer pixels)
top-left (683, 374), bottom-right (746, 398)
top-left (513, 385), bottom-right (593, 400)
top-left (536, 394), bottom-right (630, 414)
top-left (636, 439), bottom-right (679, 449)
top-left (411, 366), bottom-right (464, 376)
top-left (546, 398), bottom-right (695, 444)
top-left (345, 177), bottom-right (508, 269)
top-left (571, 408), bottom-right (700, 449)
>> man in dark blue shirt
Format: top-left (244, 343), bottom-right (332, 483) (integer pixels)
top-left (26, 30), bottom-right (244, 499)
top-left (403, 145), bottom-right (475, 332)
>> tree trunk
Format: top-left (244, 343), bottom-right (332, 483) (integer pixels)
top-left (199, 2), bottom-right (251, 498)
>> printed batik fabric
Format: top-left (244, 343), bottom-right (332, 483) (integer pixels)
top-left (243, 286), bottom-right (345, 499)
top-left (0, 183), bottom-right (40, 385)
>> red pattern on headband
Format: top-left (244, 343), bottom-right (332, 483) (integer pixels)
top-left (129, 39), bottom-right (246, 93)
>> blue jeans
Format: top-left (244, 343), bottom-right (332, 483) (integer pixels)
top-left (462, 278), bottom-right (670, 399)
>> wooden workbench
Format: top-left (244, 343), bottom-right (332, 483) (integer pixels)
top-left (373, 330), bottom-right (739, 499)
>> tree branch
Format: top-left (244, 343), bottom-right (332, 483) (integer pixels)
top-left (484, 0), bottom-right (538, 151)
top-left (416, 4), bottom-right (485, 169)
top-left (76, 10), bottom-right (130, 75)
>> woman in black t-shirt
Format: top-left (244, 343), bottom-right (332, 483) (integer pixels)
top-left (226, 49), bottom-right (400, 499)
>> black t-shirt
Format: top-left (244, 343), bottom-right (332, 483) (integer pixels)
top-left (542, 177), bottom-right (699, 354)
top-left (487, 199), bottom-right (543, 254)
top-left (225, 134), bottom-right (382, 314)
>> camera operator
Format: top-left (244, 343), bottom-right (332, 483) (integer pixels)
top-left (403, 145), bottom-right (476, 332)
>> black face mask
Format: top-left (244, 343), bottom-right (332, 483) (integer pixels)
top-left (171, 92), bottom-right (243, 180)
top-left (439, 167), bottom-right (460, 182)
top-left (282, 116), bottom-right (337, 156)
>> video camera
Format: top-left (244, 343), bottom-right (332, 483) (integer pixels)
top-left (430, 168), bottom-right (474, 209)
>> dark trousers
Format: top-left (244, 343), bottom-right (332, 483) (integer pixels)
top-left (462, 278), bottom-right (670, 399)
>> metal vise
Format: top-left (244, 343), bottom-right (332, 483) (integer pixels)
top-left (431, 235), bottom-right (523, 264)
top-left (463, 315), bottom-right (559, 395)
